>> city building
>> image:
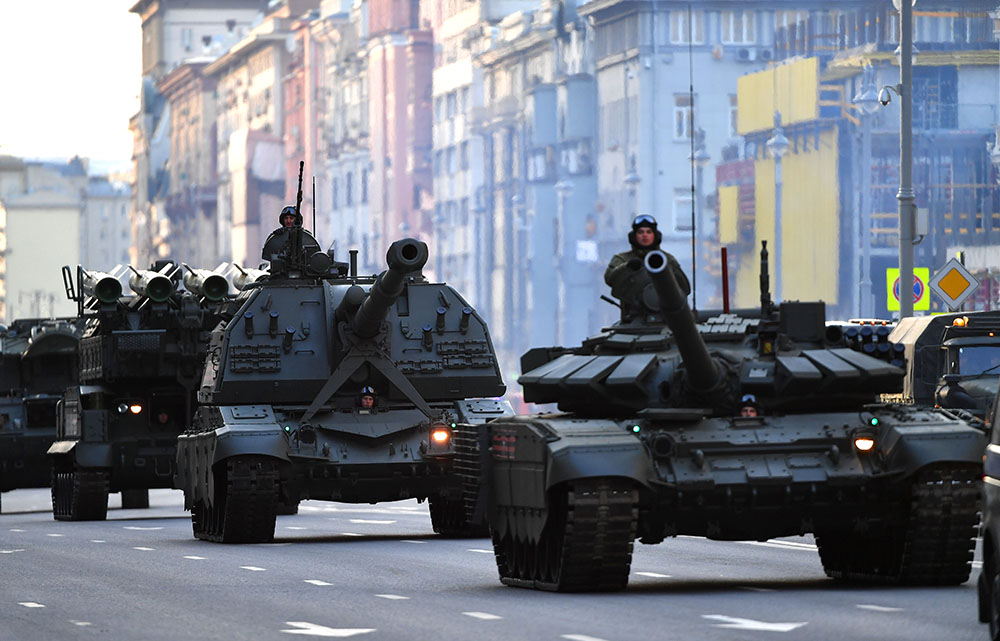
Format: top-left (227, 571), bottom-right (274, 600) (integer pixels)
top-left (82, 177), bottom-right (133, 272)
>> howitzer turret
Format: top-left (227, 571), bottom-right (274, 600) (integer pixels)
top-left (352, 239), bottom-right (429, 338)
top-left (81, 270), bottom-right (122, 304)
top-left (128, 267), bottom-right (174, 302)
top-left (183, 265), bottom-right (229, 301)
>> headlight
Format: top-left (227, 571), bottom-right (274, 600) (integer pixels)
top-left (854, 435), bottom-right (876, 452)
top-left (431, 426), bottom-right (451, 445)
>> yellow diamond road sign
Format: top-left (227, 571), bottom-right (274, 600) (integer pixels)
top-left (929, 258), bottom-right (979, 310)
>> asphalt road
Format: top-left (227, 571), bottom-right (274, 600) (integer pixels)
top-left (0, 488), bottom-right (986, 641)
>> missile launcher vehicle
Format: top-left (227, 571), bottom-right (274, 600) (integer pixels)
top-left (175, 166), bottom-right (509, 543)
top-left (484, 243), bottom-right (985, 591)
top-left (47, 262), bottom-right (231, 520)
top-left (0, 318), bottom-right (83, 511)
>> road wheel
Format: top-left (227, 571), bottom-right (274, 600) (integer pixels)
top-left (121, 489), bottom-right (150, 509)
top-left (191, 455), bottom-right (278, 543)
top-left (492, 477), bottom-right (637, 591)
top-left (51, 464), bottom-right (108, 521)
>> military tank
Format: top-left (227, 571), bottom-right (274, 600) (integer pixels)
top-left (0, 318), bottom-right (83, 512)
top-left (47, 262), bottom-right (230, 520)
top-left (484, 243), bottom-right (985, 591)
top-left (175, 171), bottom-right (509, 543)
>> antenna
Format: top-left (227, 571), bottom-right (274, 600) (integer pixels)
top-left (294, 160), bottom-right (304, 218)
top-left (312, 175), bottom-right (316, 235)
top-left (687, 2), bottom-right (697, 312)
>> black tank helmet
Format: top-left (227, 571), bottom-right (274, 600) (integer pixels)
top-left (358, 385), bottom-right (377, 407)
top-left (279, 205), bottom-right (303, 227)
top-left (627, 214), bottom-right (662, 249)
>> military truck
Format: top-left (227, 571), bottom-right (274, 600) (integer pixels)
top-left (483, 243), bottom-right (985, 591)
top-left (175, 178), bottom-right (509, 543)
top-left (888, 310), bottom-right (1000, 419)
top-left (0, 318), bottom-right (82, 512)
top-left (47, 262), bottom-right (230, 520)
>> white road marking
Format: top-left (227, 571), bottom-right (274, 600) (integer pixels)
top-left (281, 622), bottom-right (375, 637)
top-left (70, 621), bottom-right (92, 626)
top-left (45, 533), bottom-right (64, 537)
top-left (305, 580), bottom-right (333, 586)
top-left (973, 561), bottom-right (984, 569)
top-left (467, 548), bottom-right (493, 554)
top-left (133, 547), bottom-right (155, 551)
top-left (19, 602), bottom-right (45, 608)
top-left (857, 605), bottom-right (903, 612)
top-left (462, 612), bottom-right (502, 620)
top-left (563, 635), bottom-right (610, 641)
top-left (635, 572), bottom-right (671, 578)
top-left (90, 540), bottom-right (106, 543)
top-left (123, 526), bottom-right (163, 530)
top-left (738, 541), bottom-right (816, 551)
top-left (738, 587), bottom-right (776, 593)
top-left (375, 594), bottom-right (409, 600)
top-left (348, 519), bottom-right (396, 524)
top-left (241, 566), bottom-right (267, 571)
top-left (388, 506), bottom-right (420, 510)
top-left (0, 549), bottom-right (25, 554)
top-left (285, 526), bottom-right (308, 530)
top-left (184, 556), bottom-right (206, 560)
top-left (401, 540), bottom-right (426, 544)
top-left (703, 615), bottom-right (807, 632)
top-left (340, 533), bottom-right (362, 537)
top-left (299, 505), bottom-right (321, 512)
top-left (9, 528), bottom-right (26, 532)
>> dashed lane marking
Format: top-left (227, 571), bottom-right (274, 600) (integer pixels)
top-left (123, 526), bottom-right (163, 530)
top-left (857, 605), bottom-right (903, 612)
top-left (401, 540), bottom-right (426, 544)
top-left (285, 526), bottom-right (309, 530)
top-left (184, 556), bottom-right (206, 560)
top-left (241, 566), bottom-right (267, 572)
top-left (0, 549), bottom-right (25, 554)
top-left (90, 540), bottom-right (106, 544)
top-left (703, 615), bottom-right (807, 632)
top-left (133, 547), bottom-right (155, 551)
top-left (738, 541), bottom-right (816, 551)
top-left (281, 622), bottom-right (375, 637)
top-left (635, 572), bottom-right (671, 578)
top-left (45, 534), bottom-right (64, 538)
top-left (467, 549), bottom-right (493, 554)
top-left (738, 587), bottom-right (776, 593)
top-left (70, 621), bottom-right (92, 626)
top-left (462, 612), bottom-right (502, 620)
top-left (19, 602), bottom-right (45, 608)
top-left (305, 580), bottom-right (333, 586)
top-left (9, 529), bottom-right (25, 532)
top-left (973, 561), bottom-right (984, 569)
top-left (563, 635), bottom-right (610, 641)
top-left (348, 519), bottom-right (397, 524)
top-left (340, 533), bottom-right (362, 537)
top-left (375, 594), bottom-right (409, 600)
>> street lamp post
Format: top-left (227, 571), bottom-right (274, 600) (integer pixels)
top-left (895, 0), bottom-right (916, 318)
top-left (554, 179), bottom-right (574, 343)
top-left (690, 129), bottom-right (711, 306)
top-left (853, 63), bottom-right (881, 318)
top-left (766, 112), bottom-right (790, 303)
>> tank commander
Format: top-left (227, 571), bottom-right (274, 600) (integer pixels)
top-left (739, 394), bottom-right (760, 418)
top-left (604, 214), bottom-right (690, 317)
top-left (261, 205), bottom-right (321, 262)
top-left (358, 386), bottom-right (377, 411)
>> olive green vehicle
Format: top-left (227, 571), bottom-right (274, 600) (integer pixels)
top-left (174, 189), bottom-right (509, 543)
top-left (484, 243), bottom-right (985, 591)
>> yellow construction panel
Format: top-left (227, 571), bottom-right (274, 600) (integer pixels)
top-left (737, 57), bottom-right (819, 135)
top-left (718, 185), bottom-right (739, 245)
top-left (734, 128), bottom-right (840, 307)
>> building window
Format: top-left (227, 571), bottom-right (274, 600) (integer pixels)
top-left (673, 95), bottom-right (693, 140)
top-left (460, 197), bottom-right (469, 225)
top-left (346, 171), bottom-right (354, 206)
top-left (670, 9), bottom-right (704, 44)
top-left (447, 147), bottom-right (456, 174)
top-left (361, 168), bottom-right (369, 204)
top-left (332, 178), bottom-right (339, 210)
top-left (446, 92), bottom-right (457, 119)
top-left (728, 94), bottom-right (739, 139)
top-left (721, 10), bottom-right (756, 45)
top-left (460, 142), bottom-right (469, 171)
top-left (673, 188), bottom-right (693, 231)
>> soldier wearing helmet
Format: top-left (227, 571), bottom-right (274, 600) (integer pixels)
top-left (604, 215), bottom-right (690, 318)
top-left (358, 386), bottom-right (377, 412)
top-left (261, 205), bottom-right (321, 262)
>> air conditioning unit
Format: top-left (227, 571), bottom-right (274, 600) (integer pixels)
top-left (759, 48), bottom-right (774, 62)
top-left (737, 47), bottom-right (757, 62)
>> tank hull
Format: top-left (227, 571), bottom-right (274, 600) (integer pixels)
top-left (486, 407), bottom-right (984, 590)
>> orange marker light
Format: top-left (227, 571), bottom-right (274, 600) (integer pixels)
top-left (129, 404), bottom-right (143, 414)
top-left (953, 317), bottom-right (966, 327)
top-left (431, 428), bottom-right (450, 444)
top-left (854, 437), bottom-right (875, 452)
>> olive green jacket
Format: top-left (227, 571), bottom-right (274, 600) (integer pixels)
top-left (604, 247), bottom-right (691, 301)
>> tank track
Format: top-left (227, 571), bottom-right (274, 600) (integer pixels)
top-left (52, 466), bottom-right (109, 521)
top-left (492, 477), bottom-right (638, 591)
top-left (429, 424), bottom-right (489, 537)
top-left (191, 455), bottom-right (278, 543)
top-left (817, 465), bottom-right (980, 585)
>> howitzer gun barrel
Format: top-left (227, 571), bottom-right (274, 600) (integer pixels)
top-left (352, 238), bottom-right (429, 339)
top-left (129, 269), bottom-right (174, 303)
top-left (183, 267), bottom-right (229, 301)
top-left (82, 271), bottom-right (122, 304)
top-left (644, 250), bottom-right (719, 390)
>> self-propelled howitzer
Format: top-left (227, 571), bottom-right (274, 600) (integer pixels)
top-left (175, 227), bottom-right (510, 543)
top-left (484, 243), bottom-right (984, 591)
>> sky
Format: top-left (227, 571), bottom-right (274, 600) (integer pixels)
top-left (0, 1), bottom-right (141, 174)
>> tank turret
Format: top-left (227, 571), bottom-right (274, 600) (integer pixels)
top-left (353, 239), bottom-right (429, 338)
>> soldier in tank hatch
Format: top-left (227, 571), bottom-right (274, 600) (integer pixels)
top-left (604, 214), bottom-right (690, 318)
top-left (358, 386), bottom-right (377, 412)
top-left (262, 205), bottom-right (321, 262)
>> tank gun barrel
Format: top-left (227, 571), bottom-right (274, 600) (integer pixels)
top-left (352, 238), bottom-right (429, 339)
top-left (183, 265), bottom-right (230, 301)
top-left (82, 270), bottom-right (123, 304)
top-left (644, 250), bottom-right (719, 390)
top-left (128, 268), bottom-right (175, 303)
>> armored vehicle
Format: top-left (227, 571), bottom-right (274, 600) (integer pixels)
top-left (47, 262), bottom-right (229, 520)
top-left (0, 318), bottom-right (82, 511)
top-left (888, 310), bottom-right (1000, 419)
top-left (175, 184), bottom-right (509, 543)
top-left (484, 243), bottom-right (985, 591)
